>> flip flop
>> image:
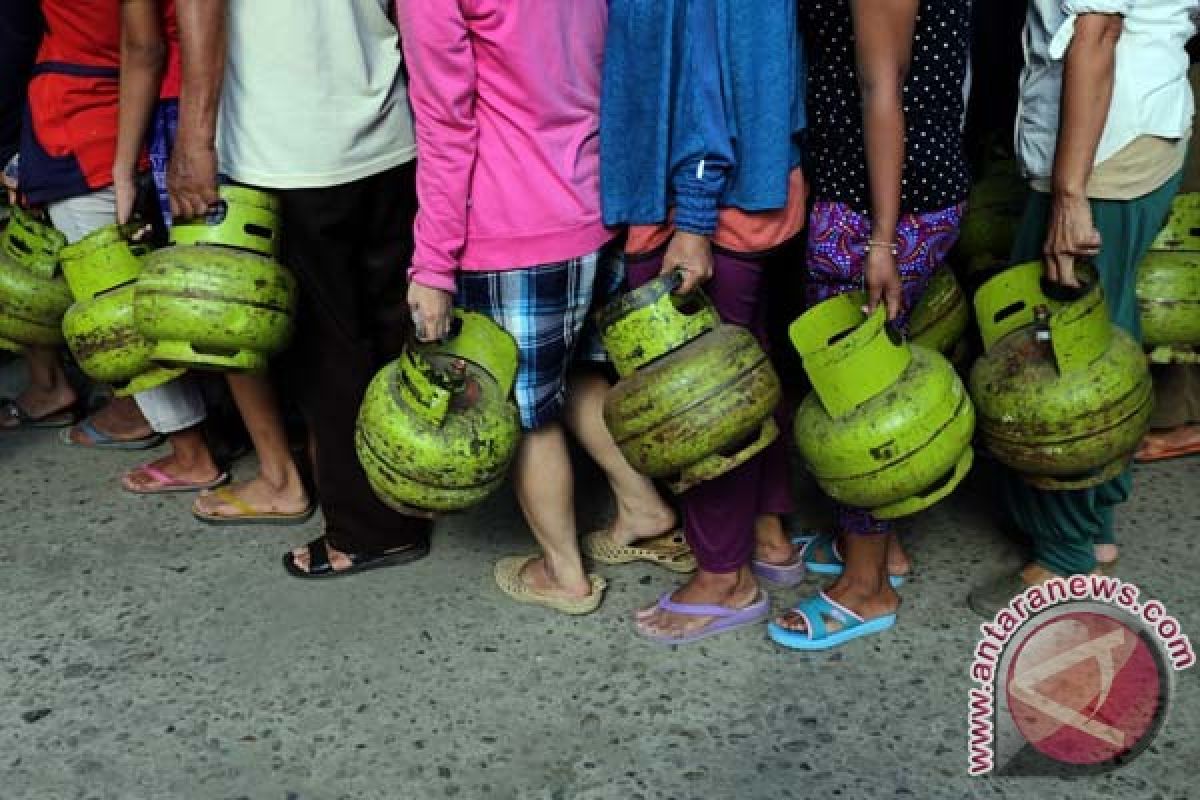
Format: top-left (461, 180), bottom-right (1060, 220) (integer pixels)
top-left (282, 534), bottom-right (431, 580)
top-left (59, 418), bottom-right (164, 450)
top-left (798, 532), bottom-right (907, 588)
top-left (768, 590), bottom-right (897, 651)
top-left (1135, 435), bottom-right (1200, 464)
top-left (0, 398), bottom-right (78, 431)
top-left (192, 485), bottom-right (316, 526)
top-left (750, 530), bottom-right (819, 588)
top-left (636, 589), bottom-right (770, 645)
top-left (494, 554), bottom-right (607, 615)
top-left (121, 463), bottom-right (230, 495)
top-left (582, 529), bottom-right (696, 573)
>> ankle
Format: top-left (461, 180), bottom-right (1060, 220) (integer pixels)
top-left (540, 552), bottom-right (589, 591)
top-left (258, 461), bottom-right (304, 495)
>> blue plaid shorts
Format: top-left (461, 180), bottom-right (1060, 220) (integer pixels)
top-left (457, 244), bottom-right (624, 430)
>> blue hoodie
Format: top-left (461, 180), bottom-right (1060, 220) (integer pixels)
top-left (600, 0), bottom-right (807, 234)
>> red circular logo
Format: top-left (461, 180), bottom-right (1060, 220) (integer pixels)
top-left (1005, 611), bottom-right (1165, 766)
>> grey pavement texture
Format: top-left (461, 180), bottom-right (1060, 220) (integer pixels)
top-left (1, 360), bottom-right (1197, 800)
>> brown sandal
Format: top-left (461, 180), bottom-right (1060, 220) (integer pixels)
top-left (582, 529), bottom-right (696, 573)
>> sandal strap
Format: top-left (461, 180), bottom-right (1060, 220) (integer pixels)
top-left (306, 537), bottom-right (332, 575)
top-left (134, 463), bottom-right (180, 488)
top-left (210, 486), bottom-right (259, 516)
top-left (657, 592), bottom-right (741, 618)
top-left (786, 591), bottom-right (865, 641)
top-left (1, 399), bottom-right (30, 424)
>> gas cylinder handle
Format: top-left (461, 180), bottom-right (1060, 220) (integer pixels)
top-left (397, 347), bottom-right (455, 428)
top-left (1039, 274), bottom-right (1093, 304)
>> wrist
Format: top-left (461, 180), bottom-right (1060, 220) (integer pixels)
top-left (1052, 184), bottom-right (1088, 203)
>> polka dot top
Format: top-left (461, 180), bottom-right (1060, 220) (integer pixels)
top-left (801, 0), bottom-right (970, 215)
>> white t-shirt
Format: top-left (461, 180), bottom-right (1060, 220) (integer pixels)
top-left (1016, 0), bottom-right (1198, 181)
top-left (217, 0), bottom-right (417, 189)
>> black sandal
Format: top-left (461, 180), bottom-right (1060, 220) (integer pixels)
top-left (0, 397), bottom-right (79, 431)
top-left (282, 535), bottom-right (431, 580)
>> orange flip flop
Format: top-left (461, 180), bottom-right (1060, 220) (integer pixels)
top-left (1135, 435), bottom-right (1200, 464)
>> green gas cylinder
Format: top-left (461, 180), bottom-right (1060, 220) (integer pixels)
top-left (598, 273), bottom-right (781, 494)
top-left (791, 295), bottom-right (975, 518)
top-left (356, 311), bottom-right (521, 514)
top-left (970, 262), bottom-right (1153, 489)
top-left (134, 186), bottom-right (296, 371)
top-left (60, 225), bottom-right (184, 395)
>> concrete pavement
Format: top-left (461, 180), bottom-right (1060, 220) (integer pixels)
top-left (1, 360), bottom-right (1196, 799)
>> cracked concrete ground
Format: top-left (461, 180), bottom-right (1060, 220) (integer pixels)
top-left (1, 359), bottom-right (1196, 800)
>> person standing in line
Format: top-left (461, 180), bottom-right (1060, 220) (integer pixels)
top-left (970, 0), bottom-right (1198, 615)
top-left (1135, 51), bottom-right (1200, 467)
top-left (170, 0), bottom-right (442, 575)
top-left (602, 0), bottom-right (808, 642)
top-left (767, 0), bottom-right (971, 649)
top-left (398, 0), bottom-right (682, 612)
top-left (8, 0), bottom-right (227, 498)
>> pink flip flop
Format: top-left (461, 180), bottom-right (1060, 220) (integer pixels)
top-left (635, 590), bottom-right (770, 645)
top-left (121, 463), bottom-right (230, 495)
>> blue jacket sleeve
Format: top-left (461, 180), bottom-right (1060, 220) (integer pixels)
top-left (670, 0), bottom-right (734, 236)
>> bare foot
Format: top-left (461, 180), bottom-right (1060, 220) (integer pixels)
top-left (68, 396), bottom-right (154, 444)
top-left (1094, 543), bottom-right (1119, 565)
top-left (289, 539), bottom-right (353, 573)
top-left (635, 567), bottom-right (760, 639)
top-left (775, 572), bottom-right (899, 636)
top-left (604, 490), bottom-right (677, 547)
top-left (884, 533), bottom-right (912, 578)
top-left (0, 382), bottom-right (77, 429)
top-left (753, 515), bottom-right (795, 566)
top-left (193, 474), bottom-right (310, 519)
top-left (798, 531), bottom-right (912, 578)
top-left (122, 451), bottom-right (223, 491)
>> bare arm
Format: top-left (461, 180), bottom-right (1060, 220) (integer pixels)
top-left (168, 0), bottom-right (226, 221)
top-left (850, 0), bottom-right (918, 320)
top-left (1043, 13), bottom-right (1122, 287)
top-left (115, 0), bottom-right (166, 224)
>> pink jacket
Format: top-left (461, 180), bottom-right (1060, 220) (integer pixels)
top-left (396, 0), bottom-right (613, 292)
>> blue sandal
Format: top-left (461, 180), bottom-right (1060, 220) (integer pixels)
top-left (798, 532), bottom-right (907, 588)
top-left (768, 590), bottom-right (897, 651)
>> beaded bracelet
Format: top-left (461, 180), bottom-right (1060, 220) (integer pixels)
top-left (865, 239), bottom-right (899, 255)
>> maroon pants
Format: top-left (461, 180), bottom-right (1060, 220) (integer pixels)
top-left (626, 248), bottom-right (795, 573)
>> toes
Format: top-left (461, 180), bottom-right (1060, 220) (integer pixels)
top-left (775, 611), bottom-right (808, 633)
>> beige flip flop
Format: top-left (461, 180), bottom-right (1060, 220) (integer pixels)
top-left (493, 555), bottom-right (607, 615)
top-left (582, 529), bottom-right (696, 573)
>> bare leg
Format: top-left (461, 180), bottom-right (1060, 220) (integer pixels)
top-left (194, 372), bottom-right (309, 517)
top-left (775, 534), bottom-right (899, 634)
top-left (753, 514), bottom-right (795, 566)
top-left (508, 422), bottom-right (594, 599)
top-left (563, 370), bottom-right (676, 544)
top-left (1, 347), bottom-right (76, 427)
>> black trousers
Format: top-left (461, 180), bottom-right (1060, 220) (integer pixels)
top-left (279, 162), bottom-right (432, 553)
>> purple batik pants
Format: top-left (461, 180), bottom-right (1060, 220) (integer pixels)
top-left (626, 247), bottom-right (796, 573)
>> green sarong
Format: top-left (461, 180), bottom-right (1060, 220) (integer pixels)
top-left (1000, 172), bottom-right (1182, 575)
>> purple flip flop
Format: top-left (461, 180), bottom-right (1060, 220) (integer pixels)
top-left (636, 590), bottom-right (771, 645)
top-left (750, 533), bottom-right (815, 587)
